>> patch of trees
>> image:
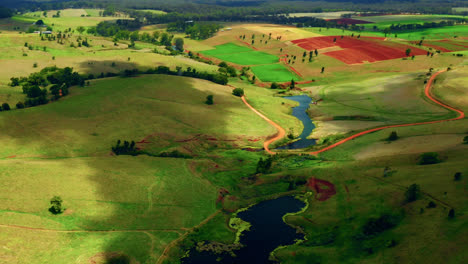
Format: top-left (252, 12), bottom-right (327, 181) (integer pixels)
top-left (145, 66), bottom-right (228, 85)
top-left (218, 62), bottom-right (237, 77)
top-left (405, 183), bottom-right (420, 203)
top-left (386, 20), bottom-right (465, 33)
top-left (93, 20), bottom-right (142, 37)
top-left (9, 67), bottom-right (84, 107)
top-left (167, 21), bottom-right (221, 40)
top-left (418, 152), bottom-right (441, 165)
top-left (111, 140), bottom-right (139, 155)
top-left (256, 157), bottom-right (273, 174)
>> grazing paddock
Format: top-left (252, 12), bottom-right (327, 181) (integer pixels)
top-left (251, 64), bottom-right (299, 82)
top-left (420, 39), bottom-right (468, 52)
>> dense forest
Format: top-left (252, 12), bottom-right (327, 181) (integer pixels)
top-left (2, 0), bottom-right (468, 15)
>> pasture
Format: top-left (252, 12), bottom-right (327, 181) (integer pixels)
top-left (251, 64), bottom-right (299, 82)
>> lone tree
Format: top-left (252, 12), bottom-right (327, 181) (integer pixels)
top-left (232, 88), bottom-right (244, 97)
top-left (290, 79), bottom-right (295, 89)
top-left (2, 103), bottom-right (10, 111)
top-left (405, 184), bottom-right (420, 203)
top-left (463, 136), bottom-right (468, 144)
top-left (321, 67), bottom-right (325, 73)
top-left (256, 157), bottom-right (273, 174)
top-left (270, 82), bottom-right (279, 89)
top-left (405, 48), bottom-right (412, 56)
top-left (205, 95), bottom-right (214, 105)
top-left (49, 196), bottom-right (63, 214)
top-left (419, 152), bottom-right (441, 165)
top-left (387, 131), bottom-right (398, 141)
top-left (174, 38), bottom-right (184, 51)
top-left (454, 172), bottom-right (462, 181)
top-left (448, 209), bottom-right (455, 219)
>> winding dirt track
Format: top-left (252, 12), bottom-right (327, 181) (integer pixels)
top-left (241, 70), bottom-right (465, 155)
top-left (241, 96), bottom-right (285, 154)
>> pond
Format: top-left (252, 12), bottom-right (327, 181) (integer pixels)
top-left (277, 95), bottom-right (316, 150)
top-left (181, 196), bottom-right (306, 264)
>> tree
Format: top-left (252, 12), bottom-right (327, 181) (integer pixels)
top-left (205, 95), bottom-right (214, 105)
top-left (35, 20), bottom-right (44, 26)
top-left (387, 131), bottom-right (398, 141)
top-left (270, 82), bottom-right (279, 89)
top-left (405, 48), bottom-right (412, 56)
top-left (448, 209), bottom-right (455, 219)
top-left (256, 157), bottom-right (272, 174)
top-left (76, 26), bottom-right (86, 34)
top-left (315, 49), bottom-right (318, 56)
top-left (290, 79), bottom-right (295, 89)
top-left (2, 103), bottom-right (10, 111)
top-left (232, 88), bottom-right (244, 97)
top-left (419, 152), bottom-right (441, 165)
top-left (174, 38), bottom-right (184, 51)
top-left (427, 201), bottom-right (436, 208)
top-left (321, 67), bottom-right (325, 73)
top-left (405, 184), bottom-right (420, 203)
top-left (49, 196), bottom-right (63, 214)
top-left (454, 172), bottom-right (462, 181)
top-left (16, 102), bottom-right (25, 109)
top-left (463, 136), bottom-right (468, 144)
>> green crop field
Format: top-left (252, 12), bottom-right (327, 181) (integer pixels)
top-left (251, 64), bottom-right (299, 82)
top-left (200, 43), bottom-right (279, 65)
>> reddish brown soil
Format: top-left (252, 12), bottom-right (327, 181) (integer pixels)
top-left (306, 177), bottom-right (337, 201)
top-left (291, 36), bottom-right (426, 64)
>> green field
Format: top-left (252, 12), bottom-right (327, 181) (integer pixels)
top-left (200, 43), bottom-right (279, 65)
top-left (251, 64), bottom-right (299, 82)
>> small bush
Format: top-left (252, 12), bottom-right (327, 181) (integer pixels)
top-left (106, 255), bottom-right (130, 264)
top-left (16, 102), bottom-right (25, 109)
top-left (387, 131), bottom-right (398, 141)
top-left (49, 196), bottom-right (63, 214)
top-left (448, 209), bottom-right (455, 219)
top-left (454, 172), bottom-right (462, 181)
top-left (270, 82), bottom-right (279, 89)
top-left (405, 184), bottom-right (420, 203)
top-left (1, 103), bottom-right (10, 111)
top-left (205, 95), bottom-right (214, 105)
top-left (427, 201), bottom-right (436, 208)
top-left (463, 136), bottom-right (468, 144)
top-left (232, 88), bottom-right (244, 97)
top-left (419, 152), bottom-right (441, 165)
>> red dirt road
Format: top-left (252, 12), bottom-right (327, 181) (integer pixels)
top-left (310, 70), bottom-right (465, 155)
top-left (241, 70), bottom-right (464, 155)
top-left (241, 96), bottom-right (285, 154)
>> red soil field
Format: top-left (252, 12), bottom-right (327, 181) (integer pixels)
top-left (306, 177), bottom-right (336, 201)
top-left (292, 36), bottom-right (426, 64)
top-left (326, 18), bottom-right (373, 25)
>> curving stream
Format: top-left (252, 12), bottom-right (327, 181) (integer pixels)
top-left (182, 196), bottom-right (306, 264)
top-left (277, 95), bottom-right (316, 150)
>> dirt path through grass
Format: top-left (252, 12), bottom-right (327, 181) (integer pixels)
top-left (241, 95), bottom-right (286, 154)
top-left (241, 69), bottom-right (465, 155)
top-left (309, 69), bottom-right (464, 155)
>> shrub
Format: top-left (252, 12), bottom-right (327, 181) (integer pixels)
top-left (463, 136), bottom-right (468, 144)
top-left (427, 201), bottom-right (436, 208)
top-left (448, 209), bottom-right (455, 219)
top-left (454, 172), bottom-right (462, 181)
top-left (2, 103), bottom-right (10, 111)
top-left (405, 184), bottom-right (420, 203)
top-left (106, 255), bottom-right (130, 264)
top-left (205, 95), bottom-right (214, 105)
top-left (232, 88), bottom-right (244, 97)
top-left (387, 131), bottom-right (398, 141)
top-left (270, 82), bottom-right (279, 89)
top-left (49, 196), bottom-right (63, 214)
top-left (16, 102), bottom-right (25, 109)
top-left (419, 152), bottom-right (441, 165)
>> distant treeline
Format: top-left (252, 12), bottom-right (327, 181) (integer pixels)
top-left (0, 6), bottom-right (13, 18)
top-left (386, 20), bottom-right (465, 32)
top-left (3, 0), bottom-right (463, 15)
top-left (167, 21), bottom-right (221, 40)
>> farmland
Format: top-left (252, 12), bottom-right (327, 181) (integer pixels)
top-left (0, 4), bottom-right (467, 264)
